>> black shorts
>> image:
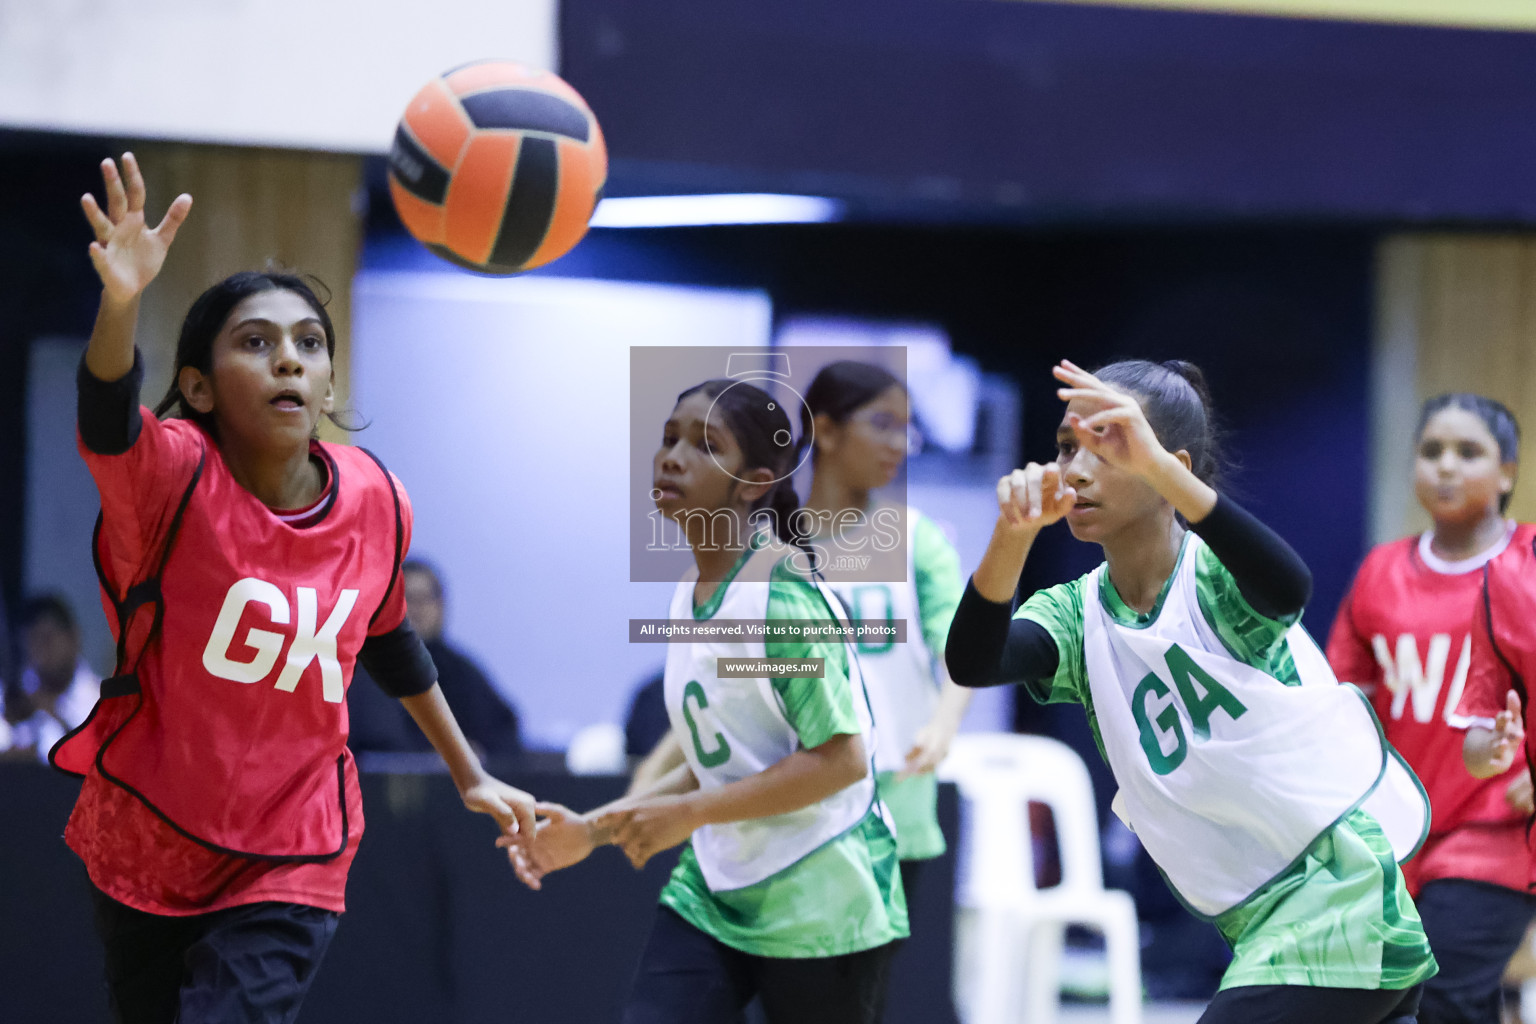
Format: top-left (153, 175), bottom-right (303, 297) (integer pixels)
top-left (1416, 878), bottom-right (1536, 1024)
top-left (1198, 983), bottom-right (1422, 1024)
top-left (623, 906), bottom-right (898, 1024)
top-left (89, 884), bottom-right (339, 1024)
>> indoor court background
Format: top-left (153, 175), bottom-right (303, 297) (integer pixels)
top-left (5, 1), bottom-right (1536, 1021)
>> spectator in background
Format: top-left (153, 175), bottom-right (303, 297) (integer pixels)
top-left (349, 561), bottom-right (522, 759)
top-left (1, 594), bottom-right (100, 763)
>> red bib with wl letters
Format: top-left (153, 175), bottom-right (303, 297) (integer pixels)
top-left (54, 417), bottom-right (406, 862)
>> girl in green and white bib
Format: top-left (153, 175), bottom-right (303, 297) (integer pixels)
top-left (507, 377), bottom-right (907, 1024)
top-left (796, 360), bottom-right (971, 896)
top-left (947, 359), bottom-right (1436, 1024)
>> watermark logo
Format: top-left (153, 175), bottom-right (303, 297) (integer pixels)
top-left (630, 345), bottom-right (909, 584)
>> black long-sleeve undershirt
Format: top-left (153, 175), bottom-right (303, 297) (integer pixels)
top-left (77, 349), bottom-right (145, 455)
top-left (945, 495), bottom-right (1313, 690)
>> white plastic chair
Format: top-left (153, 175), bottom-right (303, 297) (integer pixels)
top-left (939, 733), bottom-right (1141, 1024)
top-left (565, 722), bottom-right (628, 775)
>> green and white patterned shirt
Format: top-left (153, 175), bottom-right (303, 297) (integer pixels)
top-left (659, 541), bottom-right (909, 957)
top-left (827, 507), bottom-right (963, 861)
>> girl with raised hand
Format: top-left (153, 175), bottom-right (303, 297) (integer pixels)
top-left (946, 359), bottom-right (1436, 1024)
top-left (1329, 394), bottom-right (1532, 1024)
top-left (55, 154), bottom-right (536, 1024)
top-left (510, 378), bottom-right (908, 1024)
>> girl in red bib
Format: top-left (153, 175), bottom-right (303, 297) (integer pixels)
top-left (1327, 394), bottom-right (1532, 1024)
top-left (55, 154), bottom-right (537, 1024)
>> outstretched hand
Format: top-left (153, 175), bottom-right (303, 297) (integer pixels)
top-left (80, 153), bottom-right (192, 304)
top-left (1053, 360), bottom-right (1166, 479)
top-left (461, 775), bottom-right (538, 848)
top-left (500, 802), bottom-right (598, 891)
top-left (598, 795), bottom-right (699, 870)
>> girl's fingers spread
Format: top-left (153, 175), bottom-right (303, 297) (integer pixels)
top-left (1067, 413), bottom-right (1097, 438)
top-left (121, 152), bottom-right (146, 211)
top-left (1080, 407), bottom-right (1135, 429)
top-left (1055, 387), bottom-right (1112, 402)
top-left (154, 194), bottom-right (192, 243)
top-left (1053, 361), bottom-right (1102, 387)
top-left (81, 194), bottom-right (112, 240)
top-left (102, 159), bottom-right (127, 220)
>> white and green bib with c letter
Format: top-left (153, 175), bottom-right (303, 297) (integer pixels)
top-left (664, 538), bottom-right (879, 892)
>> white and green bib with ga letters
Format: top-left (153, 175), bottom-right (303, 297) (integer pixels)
top-left (1084, 535), bottom-right (1429, 918)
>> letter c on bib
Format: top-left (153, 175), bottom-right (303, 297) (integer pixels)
top-left (203, 578), bottom-right (290, 683)
top-left (681, 680), bottom-right (732, 769)
top-left (1132, 672), bottom-right (1188, 775)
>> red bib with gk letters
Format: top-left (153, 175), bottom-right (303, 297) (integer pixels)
top-left (54, 417), bottom-right (406, 862)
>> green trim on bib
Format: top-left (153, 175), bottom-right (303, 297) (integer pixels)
top-left (1155, 685), bottom-right (1424, 925)
top-left (1096, 531), bottom-right (1191, 629)
top-left (691, 538), bottom-right (761, 621)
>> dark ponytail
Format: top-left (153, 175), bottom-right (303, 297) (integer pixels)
top-left (676, 379), bottom-right (804, 544)
top-left (1095, 358), bottom-right (1226, 488)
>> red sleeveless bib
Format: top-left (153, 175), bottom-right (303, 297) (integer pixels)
top-left (54, 436), bottom-right (404, 862)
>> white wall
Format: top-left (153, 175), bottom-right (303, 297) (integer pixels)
top-left (351, 271), bottom-right (773, 747)
top-left (0, 1), bottom-right (557, 152)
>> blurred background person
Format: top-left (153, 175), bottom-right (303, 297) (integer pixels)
top-left (1, 593), bottom-right (100, 763)
top-left (349, 559), bottom-right (522, 759)
top-left (1328, 394), bottom-right (1533, 1024)
top-left (797, 360), bottom-right (971, 901)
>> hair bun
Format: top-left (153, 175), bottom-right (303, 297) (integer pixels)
top-left (1160, 360), bottom-right (1214, 415)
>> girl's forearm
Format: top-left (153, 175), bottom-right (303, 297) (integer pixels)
top-left (1140, 450), bottom-right (1218, 524)
top-left (585, 761), bottom-right (700, 844)
top-left (85, 293), bottom-right (140, 383)
top-left (627, 730), bottom-right (687, 797)
top-left (399, 684), bottom-right (487, 793)
top-left (687, 734), bottom-right (867, 827)
top-left (933, 675), bottom-right (973, 726)
top-left (971, 521), bottom-right (1040, 603)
